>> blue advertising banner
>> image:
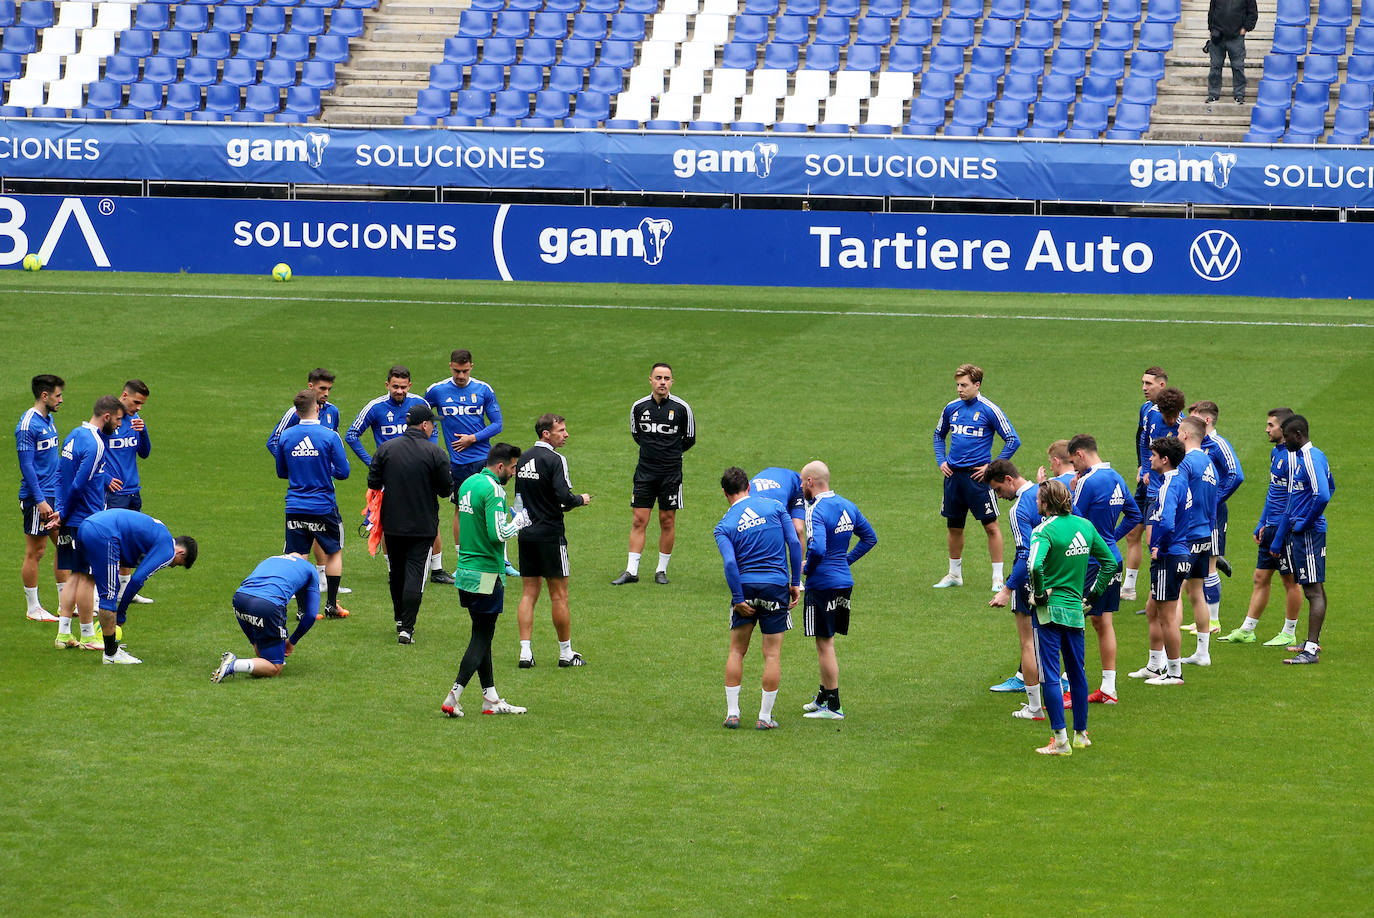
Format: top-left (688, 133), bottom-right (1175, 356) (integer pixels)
top-left (2, 120), bottom-right (1374, 207)
top-left (1, 193), bottom-right (1369, 299)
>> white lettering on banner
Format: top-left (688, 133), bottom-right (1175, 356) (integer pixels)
top-left (354, 144), bottom-right (545, 171)
top-left (0, 136), bottom-right (100, 161)
top-left (671, 144), bottom-right (778, 179)
top-left (1127, 152), bottom-right (1235, 189)
top-left (0, 197), bottom-right (110, 267)
top-left (1262, 163), bottom-right (1374, 189)
top-left (810, 226), bottom-right (1151, 275)
top-left (803, 153), bottom-right (998, 181)
top-left (538, 218), bottom-right (673, 266)
top-left (232, 221), bottom-right (458, 251)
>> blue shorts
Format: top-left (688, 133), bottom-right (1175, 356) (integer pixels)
top-left (1083, 566), bottom-right (1123, 616)
top-left (1255, 529), bottom-right (1292, 574)
top-left (233, 590), bottom-right (289, 664)
top-left (730, 582), bottom-right (792, 634)
top-left (449, 461), bottom-right (485, 501)
top-left (803, 587), bottom-right (851, 638)
top-left (106, 491), bottom-right (142, 511)
top-left (1011, 581), bottom-right (1034, 615)
top-left (285, 511), bottom-right (343, 555)
top-left (56, 525), bottom-right (91, 575)
top-left (1185, 541), bottom-right (1213, 580)
top-left (76, 524), bottom-right (123, 612)
top-left (20, 497), bottom-right (53, 537)
top-left (941, 468), bottom-right (997, 527)
top-left (459, 578), bottom-right (505, 616)
top-left (1212, 502), bottom-right (1228, 556)
top-left (1134, 479), bottom-right (1150, 522)
top-left (1284, 531), bottom-right (1326, 585)
top-left (1150, 555), bottom-right (1189, 603)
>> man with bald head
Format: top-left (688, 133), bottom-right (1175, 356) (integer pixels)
top-left (798, 461), bottom-right (877, 721)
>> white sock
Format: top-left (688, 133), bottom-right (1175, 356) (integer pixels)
top-left (519, 640), bottom-right (532, 660)
top-left (24, 586), bottom-right (40, 611)
top-left (1242, 616), bottom-right (1259, 632)
top-left (1207, 602), bottom-right (1220, 620)
top-left (656, 552), bottom-right (671, 573)
top-left (58, 616), bottom-right (72, 635)
top-left (948, 558), bottom-right (963, 576)
top-left (317, 565), bottom-right (327, 590)
top-left (626, 552), bottom-right (641, 576)
top-left (1305, 641), bottom-right (1320, 654)
top-left (1101, 670), bottom-right (1116, 696)
top-left (1167, 657), bottom-right (1181, 676)
top-left (1123, 568), bottom-right (1138, 590)
top-left (725, 685), bottom-right (741, 717)
top-left (80, 621), bottom-right (95, 637)
top-left (759, 688), bottom-right (778, 720)
top-left (1015, 671), bottom-right (1024, 681)
top-left (1282, 619), bottom-right (1297, 635)
top-left (1195, 633), bottom-right (1210, 656)
top-left (991, 562), bottom-right (1004, 583)
top-left (1148, 648), bottom-right (1165, 669)
top-left (1054, 728), bottom-right (1068, 743)
top-left (233, 659), bottom-right (255, 674)
top-left (483, 686), bottom-right (501, 704)
top-left (558, 639), bottom-right (572, 659)
top-left (449, 681), bottom-right (465, 702)
top-left (117, 574), bottom-right (129, 602)
top-left (1026, 683), bottom-right (1044, 714)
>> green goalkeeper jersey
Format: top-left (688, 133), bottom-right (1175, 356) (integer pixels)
top-left (455, 468), bottom-right (520, 593)
top-left (1027, 514), bottom-right (1119, 629)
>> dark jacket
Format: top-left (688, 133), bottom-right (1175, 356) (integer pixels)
top-left (515, 441), bottom-right (585, 542)
top-left (1209, 0), bottom-right (1257, 40)
top-left (367, 428), bottom-right (452, 538)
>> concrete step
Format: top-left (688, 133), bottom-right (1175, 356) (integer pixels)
top-left (337, 66), bottom-right (435, 82)
top-left (332, 83), bottom-right (429, 98)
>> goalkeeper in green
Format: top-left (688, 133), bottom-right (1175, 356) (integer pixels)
top-left (1027, 480), bottom-right (1118, 756)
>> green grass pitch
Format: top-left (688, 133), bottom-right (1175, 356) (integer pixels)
top-left (0, 273), bottom-right (1370, 917)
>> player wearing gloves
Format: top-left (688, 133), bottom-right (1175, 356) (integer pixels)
top-left (1027, 480), bottom-right (1119, 756)
top-left (442, 443), bottom-right (529, 718)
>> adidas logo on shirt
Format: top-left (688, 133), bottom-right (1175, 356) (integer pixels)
top-left (835, 511), bottom-right (854, 534)
top-left (737, 507), bottom-right (767, 532)
top-left (458, 492), bottom-right (472, 513)
top-left (1110, 485), bottom-right (1125, 506)
top-left (1066, 531), bottom-right (1091, 556)
top-left (517, 459), bottom-right (539, 480)
top-left (291, 436), bottom-right (320, 458)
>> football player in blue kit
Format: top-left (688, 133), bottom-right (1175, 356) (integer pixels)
top-left (749, 466), bottom-right (806, 542)
top-left (1189, 400), bottom-right (1244, 634)
top-left (1268, 415), bottom-right (1335, 666)
top-left (105, 380), bottom-right (155, 612)
top-left (16, 373), bottom-right (64, 622)
top-left (212, 552), bottom-right (320, 682)
top-left (276, 390), bottom-right (351, 620)
top-left (1122, 367), bottom-right (1168, 600)
top-left (1176, 417), bottom-right (1220, 666)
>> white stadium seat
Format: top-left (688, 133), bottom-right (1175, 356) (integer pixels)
top-left (7, 78), bottom-right (47, 110)
top-left (792, 68), bottom-right (831, 101)
top-left (707, 67), bottom-right (747, 97)
top-left (613, 91), bottom-right (653, 123)
top-left (821, 94), bottom-right (860, 125)
top-left (24, 54), bottom-right (63, 82)
top-left (865, 95), bottom-right (906, 127)
top-left (40, 27), bottom-right (78, 57)
top-left (663, 0), bottom-right (701, 13)
top-left (650, 12), bottom-right (687, 43)
top-left (656, 91), bottom-right (697, 122)
top-left (94, 2), bottom-right (133, 32)
top-left (80, 28), bottom-right (117, 57)
top-left (738, 92), bottom-right (779, 123)
top-left (748, 67), bottom-right (788, 99)
top-left (46, 79), bottom-right (86, 110)
top-left (876, 71), bottom-right (915, 99)
top-left (666, 65), bottom-right (705, 95)
top-left (678, 40), bottom-right (716, 71)
top-left (692, 13), bottom-right (729, 44)
top-left (697, 91), bottom-right (738, 122)
top-left (780, 93), bottom-right (819, 124)
top-left (834, 69), bottom-right (872, 99)
top-left (63, 54), bottom-right (102, 84)
top-left (626, 66), bottom-right (667, 96)
top-left (57, 2), bottom-right (95, 30)
top-left (638, 40), bottom-right (677, 71)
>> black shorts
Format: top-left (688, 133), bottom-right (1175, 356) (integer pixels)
top-left (632, 468), bottom-right (682, 510)
top-left (56, 525), bottom-right (91, 574)
top-left (459, 579), bottom-right (505, 616)
top-left (941, 467), bottom-right (997, 527)
top-left (518, 538), bottom-right (569, 578)
top-left (1150, 555), bottom-right (1190, 603)
top-left (1133, 478), bottom-right (1149, 521)
top-left (449, 461), bottom-right (484, 502)
top-left (1212, 501), bottom-right (1228, 556)
top-left (20, 498), bottom-right (52, 537)
top-left (1083, 567), bottom-right (1123, 616)
top-left (106, 491), bottom-right (142, 512)
top-left (730, 582), bottom-right (792, 634)
top-left (233, 591), bottom-right (290, 664)
top-left (804, 587), bottom-right (851, 638)
top-left (1186, 541), bottom-right (1213, 580)
top-left (285, 512), bottom-right (343, 555)
top-left (1255, 528), bottom-right (1292, 574)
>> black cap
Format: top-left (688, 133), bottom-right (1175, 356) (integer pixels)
top-left (406, 404), bottom-right (435, 425)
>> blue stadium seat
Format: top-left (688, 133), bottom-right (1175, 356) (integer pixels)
top-left (559, 37), bottom-right (596, 67)
top-left (1002, 71), bottom-right (1039, 101)
top-left (928, 44), bottom-right (964, 73)
top-left (1058, 20), bottom-right (1095, 49)
top-left (482, 37), bottom-right (518, 65)
top-left (520, 37), bottom-right (556, 66)
top-left (587, 64), bottom-right (622, 92)
top-left (0, 49), bottom-right (19, 79)
top-left (1064, 100), bottom-right (1107, 137)
top-left (0, 0), bottom-right (14, 25)
top-left (299, 0), bottom-right (338, 7)
top-left (1255, 78), bottom-right (1292, 109)
top-left (1144, 0), bottom-right (1179, 22)
top-left (1316, 0), bottom-right (1351, 27)
top-left (806, 43), bottom-right (840, 69)
top-left (908, 0), bottom-right (940, 16)
top-left (894, 16), bottom-right (932, 46)
top-left (221, 57), bottom-right (257, 86)
top-left (212, 6), bottom-right (247, 33)
top-left (202, 83), bottom-right (239, 114)
top-left (920, 70), bottom-right (955, 99)
top-left (1337, 80), bottom-right (1372, 108)
top-left (532, 11), bottom-right (568, 39)
top-left (522, 116), bottom-right (556, 128)
top-left (583, 0), bottom-right (619, 12)
top-left (855, 16), bottom-right (892, 44)
top-left (867, 0), bottom-right (902, 17)
top-left (507, 0), bottom-right (541, 10)
top-left (1346, 53), bottom-right (1374, 82)
top-left (1017, 19), bottom-right (1054, 49)
top-left (508, 63), bottom-right (543, 92)
top-left (1136, 21), bottom-right (1173, 51)
top-left (234, 32), bottom-right (273, 62)
top-left (300, 59), bottom-right (334, 88)
top-left (444, 36), bottom-right (478, 65)
top-left (459, 9), bottom-right (492, 38)
top-left (1261, 53), bottom-right (1298, 84)
top-left (970, 46), bottom-right (1007, 73)
top-left (610, 12), bottom-right (645, 40)
top-left (85, 79), bottom-right (124, 111)
top-left (228, 110), bottom-right (265, 122)
top-left (938, 17), bottom-right (975, 46)
top-left (1090, 48), bottom-right (1125, 79)
top-left (468, 62), bottom-right (504, 92)
top-left (773, 14), bottom-right (809, 44)
top-left (989, 0), bottom-right (1026, 18)
top-left (275, 31), bottom-right (310, 61)
top-left (327, 7), bottom-right (363, 37)
top-left (1105, 0), bottom-right (1140, 21)
top-left (1081, 74), bottom-right (1117, 104)
top-left (175, 5), bottom-right (211, 32)
top-left (945, 97), bottom-right (989, 135)
top-left (1026, 0), bottom-right (1062, 20)
top-left (814, 16), bottom-right (851, 44)
top-left (265, 0), bottom-right (302, 6)
top-left (788, 0), bottom-right (822, 15)
top-left (119, 28), bottom-right (155, 57)
top-left (283, 86), bottom-right (320, 114)
top-left (743, 0), bottom-right (779, 13)
top-left (548, 65), bottom-right (584, 93)
top-left (979, 18), bottom-right (1015, 48)
top-left (1270, 25), bottom-right (1306, 54)
top-left (251, 6), bottom-right (287, 34)
top-left (261, 58), bottom-right (297, 87)
top-left (142, 55), bottom-right (180, 84)
top-left (1130, 49), bottom-right (1164, 78)
top-left (962, 71), bottom-right (998, 101)
top-left (493, 88), bottom-right (531, 119)
top-left (1050, 47), bottom-right (1086, 78)
top-left (416, 87), bottom-right (453, 118)
top-left (1328, 103), bottom-right (1370, 142)
top-left (289, 7), bottom-right (325, 34)
top-left (1040, 71), bottom-right (1076, 102)
top-left (455, 89), bottom-right (490, 118)
top-left (722, 41), bottom-right (758, 69)
top-left (135, 3), bottom-right (169, 30)
top-left (533, 89), bottom-right (570, 119)
top-left (846, 43), bottom-right (881, 71)
top-left (1121, 73), bottom-right (1156, 104)
top-left (948, 0), bottom-right (982, 18)
top-left (1294, 79), bottom-right (1329, 105)
top-left (733, 13), bottom-right (768, 42)
top-left (103, 52), bottom-right (139, 83)
top-left (1303, 54), bottom-right (1339, 84)
top-left (570, 12), bottom-right (606, 40)
top-left (1284, 100), bottom-right (1326, 141)
top-left (1310, 25), bottom-right (1345, 55)
top-left (313, 33), bottom-right (349, 61)
top-left (887, 42), bottom-right (922, 71)
top-left (18, 1), bottom-right (52, 29)
top-left (905, 95), bottom-right (947, 133)
top-left (1243, 102), bottom-right (1286, 141)
top-left (1097, 20), bottom-right (1133, 50)
top-left (245, 83), bottom-right (282, 114)
top-left (1023, 98), bottom-right (1067, 135)
top-left (1009, 46), bottom-right (1046, 74)
top-left (828, 0), bottom-right (861, 16)
top-left (1067, 0), bottom-right (1103, 22)
top-left (987, 97), bottom-right (1029, 133)
top-left (1104, 100), bottom-right (1149, 137)
top-left (126, 80), bottom-right (165, 111)
top-left (428, 61), bottom-right (462, 92)
top-left (495, 10), bottom-right (530, 38)
top-left (573, 89), bottom-right (610, 121)
top-left (467, 0), bottom-right (502, 8)
top-left (1274, 0), bottom-right (1309, 26)
top-left (1354, 22), bottom-right (1374, 54)
top-left (1, 24), bottom-right (34, 53)
top-left (763, 41), bottom-right (799, 69)
top-left (543, 0), bottom-right (579, 11)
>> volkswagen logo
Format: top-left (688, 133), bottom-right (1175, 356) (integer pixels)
top-left (1189, 230), bottom-right (1241, 281)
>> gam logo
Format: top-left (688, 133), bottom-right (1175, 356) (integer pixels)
top-left (1189, 230), bottom-right (1241, 281)
top-left (226, 132), bottom-right (330, 168)
top-left (539, 217), bottom-right (673, 266)
top-left (671, 143), bottom-right (779, 179)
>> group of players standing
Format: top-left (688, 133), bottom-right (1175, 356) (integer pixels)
top-left (929, 363), bottom-right (1335, 755)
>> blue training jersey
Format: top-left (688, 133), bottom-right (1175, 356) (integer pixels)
top-left (425, 377), bottom-right (503, 464)
top-left (267, 402), bottom-right (340, 457)
top-left (15, 407), bottom-right (60, 502)
top-left (1142, 406), bottom-right (1182, 497)
top-left (1255, 444), bottom-right (1291, 537)
top-left (1149, 469), bottom-right (1191, 557)
top-left (1135, 399), bottom-right (1153, 483)
top-left (1006, 481), bottom-right (1042, 590)
top-left (1072, 462), bottom-right (1141, 563)
top-left (1201, 431), bottom-right (1243, 504)
top-left (713, 495), bottom-right (802, 605)
top-left (275, 420), bottom-right (350, 514)
top-left (345, 393), bottom-right (437, 465)
top-left (1270, 441), bottom-right (1334, 548)
top-left (237, 554), bottom-right (320, 619)
top-left (1177, 448), bottom-right (1219, 543)
top-left (106, 412), bottom-right (151, 496)
top-left (79, 509), bottom-right (175, 614)
top-left (749, 467), bottom-right (806, 521)
top-left (803, 491), bottom-right (877, 589)
top-left (56, 422), bottom-right (110, 529)
top-left (933, 394), bottom-right (1019, 468)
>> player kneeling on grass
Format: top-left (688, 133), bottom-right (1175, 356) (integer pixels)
top-left (212, 552), bottom-right (318, 682)
top-left (1027, 480), bottom-right (1118, 756)
top-left (441, 444), bottom-right (530, 718)
top-left (73, 508), bottom-right (196, 665)
top-left (713, 466), bottom-right (802, 731)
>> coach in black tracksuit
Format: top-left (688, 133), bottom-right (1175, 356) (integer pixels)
top-left (1207, 0), bottom-right (1258, 103)
top-left (514, 413), bottom-right (590, 668)
top-left (367, 403), bottom-right (452, 644)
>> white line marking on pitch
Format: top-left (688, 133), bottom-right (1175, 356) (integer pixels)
top-left (2, 287), bottom-right (1371, 329)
